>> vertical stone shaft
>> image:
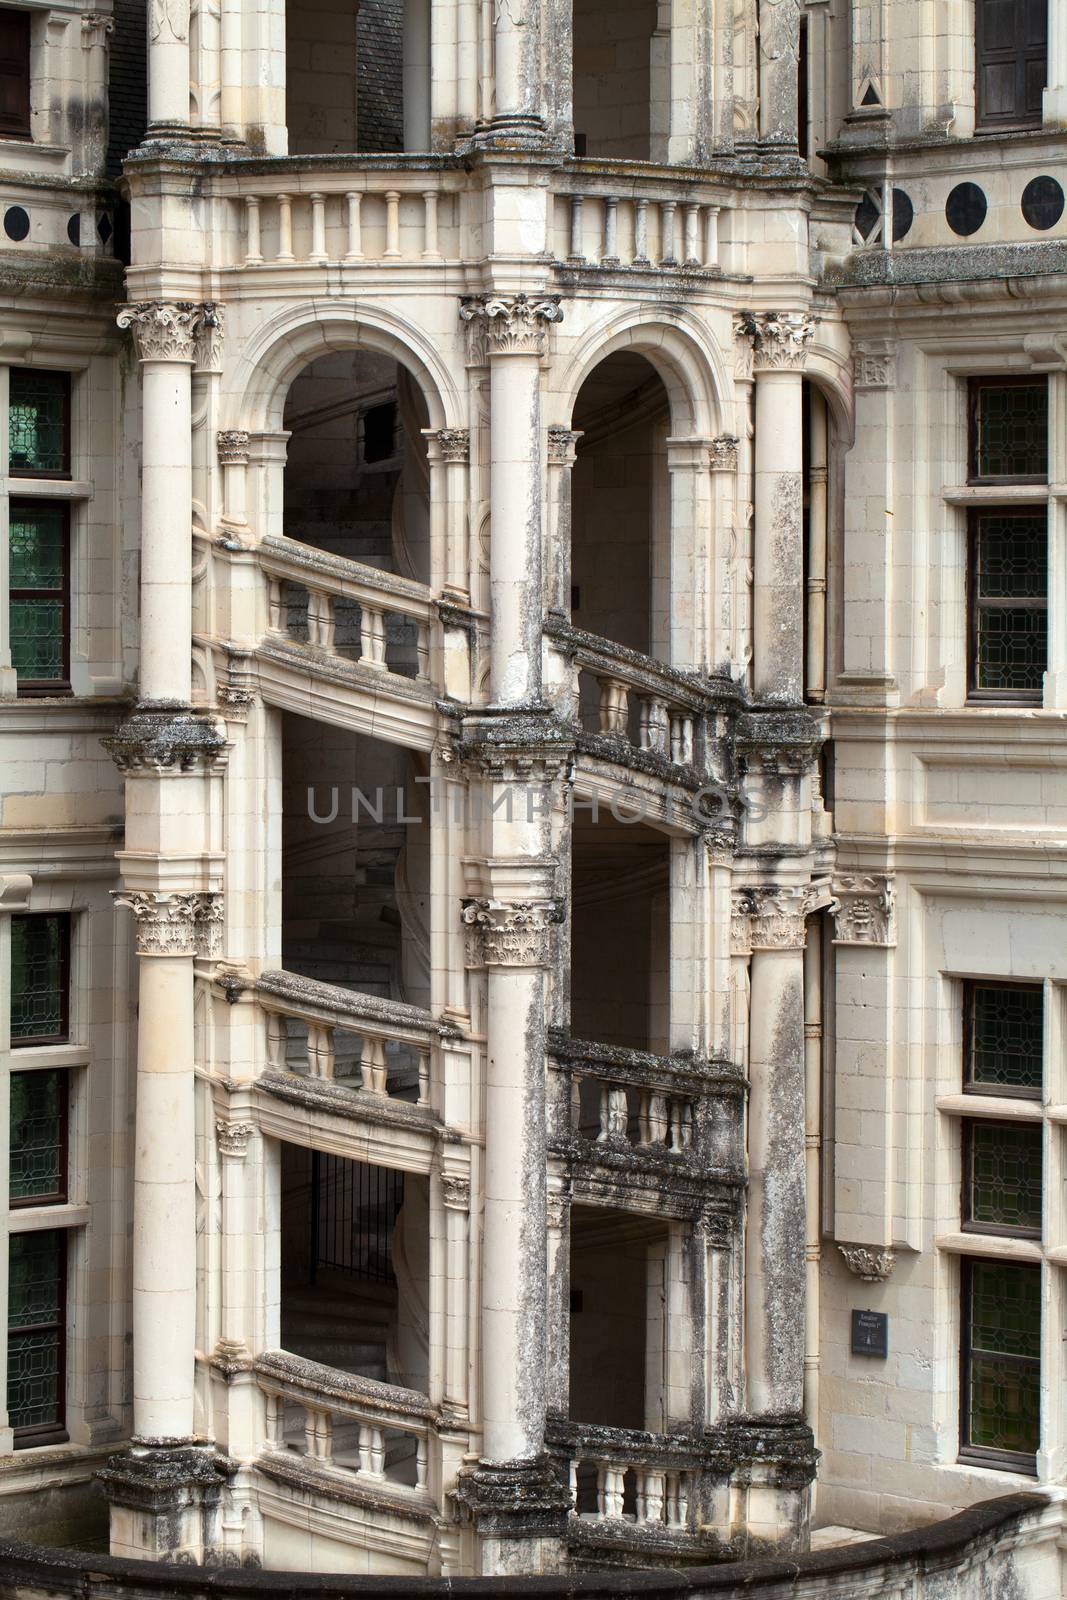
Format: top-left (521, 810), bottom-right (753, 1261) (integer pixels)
top-left (746, 939), bottom-right (806, 1416)
top-left (489, 351), bottom-right (543, 704)
top-left (753, 369), bottom-right (803, 703)
top-left (147, 0), bottom-right (191, 132)
top-left (758, 0), bottom-right (800, 145)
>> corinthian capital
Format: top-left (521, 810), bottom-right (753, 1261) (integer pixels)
top-left (735, 310), bottom-right (818, 371)
top-left (113, 890), bottom-right (223, 956)
top-left (460, 293), bottom-right (563, 357)
top-left (117, 302), bottom-right (213, 363)
top-left (461, 897), bottom-right (564, 967)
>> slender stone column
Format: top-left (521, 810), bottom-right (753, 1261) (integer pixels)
top-left (217, 429), bottom-right (250, 537)
top-left (545, 426), bottom-right (580, 618)
top-left (147, 0), bottom-right (192, 134)
top-left (441, 1172), bottom-right (472, 1414)
top-left (743, 888), bottom-right (807, 1418)
top-left (758, 0), bottom-right (801, 145)
top-left (737, 312), bottom-right (816, 704)
top-left (805, 391), bottom-right (828, 701)
top-left (430, 428), bottom-right (471, 598)
top-left (460, 295), bottom-right (562, 705)
top-left (489, 0), bottom-right (543, 137)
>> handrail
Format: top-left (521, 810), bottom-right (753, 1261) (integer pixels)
top-left (259, 537), bottom-right (434, 621)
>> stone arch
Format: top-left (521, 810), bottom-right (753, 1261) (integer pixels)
top-left (552, 307), bottom-right (729, 440)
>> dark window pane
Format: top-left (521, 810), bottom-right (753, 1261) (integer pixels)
top-left (975, 606), bottom-right (1047, 693)
top-left (7, 1231), bottom-right (64, 1435)
top-left (9, 599), bottom-right (64, 680)
top-left (965, 1121), bottom-right (1042, 1233)
top-left (969, 1258), bottom-right (1041, 1361)
top-left (972, 381), bottom-right (1048, 480)
top-left (10, 915), bottom-right (68, 1043)
top-left (963, 1259), bottom-right (1040, 1463)
top-left (9, 502), bottom-right (64, 588)
top-left (975, 511), bottom-right (1047, 598)
top-left (968, 984), bottom-right (1043, 1092)
top-left (8, 501), bottom-right (68, 688)
top-left (972, 510), bottom-right (1047, 697)
top-left (10, 1071), bottom-right (66, 1203)
top-left (0, 11), bottom-right (30, 140)
top-left (967, 1351), bottom-right (1041, 1455)
top-left (8, 370), bottom-right (70, 475)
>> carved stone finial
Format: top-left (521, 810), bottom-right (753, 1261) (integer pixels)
top-left (461, 897), bottom-right (565, 968)
top-left (831, 873), bottom-right (894, 946)
top-left (113, 890), bottom-right (223, 957)
top-left (216, 429), bottom-right (250, 466)
top-left (709, 434), bottom-right (739, 472)
top-left (839, 1244), bottom-right (896, 1282)
top-left (459, 294), bottom-right (563, 357)
top-left (735, 310), bottom-right (819, 371)
top-left (117, 302), bottom-right (216, 364)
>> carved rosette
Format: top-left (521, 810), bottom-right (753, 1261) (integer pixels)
top-left (114, 890), bottom-right (223, 957)
top-left (547, 427), bottom-right (581, 467)
top-left (216, 429), bottom-right (250, 466)
top-left (709, 434), bottom-right (739, 472)
top-left (831, 874), bottom-right (894, 946)
top-left (839, 1244), bottom-right (895, 1282)
top-left (853, 343), bottom-right (898, 391)
top-left (735, 310), bottom-right (819, 372)
top-left (216, 1120), bottom-right (254, 1159)
top-left (461, 898), bottom-right (564, 968)
top-left (440, 1173), bottom-right (471, 1212)
top-left (460, 294), bottom-right (563, 358)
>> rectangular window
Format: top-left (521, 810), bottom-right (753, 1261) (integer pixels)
top-left (975, 0), bottom-right (1047, 131)
top-left (9, 1070), bottom-right (68, 1207)
top-left (8, 371), bottom-right (71, 478)
top-left (960, 1257), bottom-right (1040, 1471)
top-left (968, 508), bottom-right (1047, 701)
top-left (964, 981), bottom-right (1043, 1098)
top-left (962, 1119), bottom-right (1042, 1236)
top-left (9, 499), bottom-right (69, 691)
top-left (969, 378), bottom-right (1048, 484)
top-left (0, 10), bottom-right (30, 141)
top-left (10, 914), bottom-right (69, 1045)
top-left (7, 1230), bottom-right (66, 1446)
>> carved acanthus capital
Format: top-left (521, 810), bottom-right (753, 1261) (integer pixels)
top-left (831, 873), bottom-right (894, 946)
top-left (709, 434), bottom-right (739, 472)
top-left (745, 885), bottom-right (809, 951)
top-left (117, 302), bottom-right (209, 364)
top-left (839, 1244), bottom-right (896, 1282)
top-left (853, 342), bottom-right (897, 391)
top-left (460, 293), bottom-right (563, 357)
top-left (434, 428), bottom-right (470, 464)
top-left (216, 1120), bottom-right (254, 1159)
top-left (81, 12), bottom-right (114, 45)
top-left (216, 429), bottom-right (250, 466)
top-left (461, 897), bottom-right (564, 968)
top-left (735, 310), bottom-right (818, 371)
top-left (113, 890), bottom-right (223, 957)
top-left (194, 304), bottom-right (223, 373)
top-left (440, 1173), bottom-right (471, 1211)
top-left (547, 427), bottom-right (581, 466)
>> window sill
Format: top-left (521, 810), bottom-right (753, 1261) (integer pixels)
top-left (935, 1231), bottom-right (1043, 1262)
top-left (7, 1203), bottom-right (88, 1235)
top-left (957, 1447), bottom-right (1037, 1477)
top-left (944, 486), bottom-right (1048, 505)
top-left (8, 1043), bottom-right (88, 1070)
top-left (936, 1094), bottom-right (1043, 1121)
top-left (6, 478), bottom-right (92, 499)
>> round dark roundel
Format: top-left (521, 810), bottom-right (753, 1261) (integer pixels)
top-left (1021, 175), bottom-right (1065, 232)
top-left (4, 205), bottom-right (30, 242)
top-left (945, 182), bottom-right (987, 238)
top-left (66, 213), bottom-right (80, 246)
top-left (891, 188), bottom-right (914, 243)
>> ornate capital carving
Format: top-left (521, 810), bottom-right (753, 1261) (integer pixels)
top-left (839, 1244), bottom-right (895, 1282)
top-left (193, 304), bottom-right (223, 374)
top-left (150, 0), bottom-right (189, 44)
top-left (831, 873), bottom-right (894, 946)
top-left (460, 294), bottom-right (563, 358)
top-left (117, 302), bottom-right (207, 363)
top-left (547, 427), bottom-right (581, 466)
top-left (216, 1120), bottom-right (254, 1159)
top-left (546, 1188), bottom-right (569, 1229)
top-left (741, 885), bottom-right (809, 951)
top-left (735, 310), bottom-right (818, 371)
top-left (461, 897), bottom-right (564, 967)
top-left (434, 428), bottom-right (470, 464)
top-left (113, 890), bottom-right (223, 956)
top-left (216, 429), bottom-right (250, 466)
top-left (441, 1173), bottom-right (471, 1211)
top-left (853, 342), bottom-right (897, 391)
top-left (709, 434), bottom-right (739, 472)
top-left (102, 708), bottom-right (228, 775)
top-left (81, 12), bottom-right (114, 45)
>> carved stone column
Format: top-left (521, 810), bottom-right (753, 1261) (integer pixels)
top-left (736, 312), bottom-right (817, 704)
top-left (488, 0), bottom-right (544, 140)
top-left (429, 427), bottom-right (471, 597)
top-left (216, 429), bottom-right (250, 537)
top-left (147, 0), bottom-right (192, 135)
top-left (758, 0), bottom-right (801, 146)
top-left (460, 295), bottom-right (562, 705)
top-left (440, 1170), bottom-right (472, 1416)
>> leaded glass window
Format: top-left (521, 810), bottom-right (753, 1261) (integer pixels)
top-left (965, 982), bottom-right (1043, 1097)
top-left (963, 1120), bottom-right (1042, 1236)
top-left (961, 1258), bottom-right (1040, 1469)
top-left (8, 499), bottom-right (68, 689)
top-left (969, 509), bottom-right (1047, 699)
top-left (10, 1071), bottom-right (67, 1206)
top-left (7, 1230), bottom-right (66, 1443)
top-left (969, 379), bottom-right (1048, 482)
top-left (10, 914), bottom-right (69, 1045)
top-left (8, 370), bottom-right (70, 477)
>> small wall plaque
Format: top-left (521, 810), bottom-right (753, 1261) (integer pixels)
top-left (851, 1309), bottom-right (888, 1358)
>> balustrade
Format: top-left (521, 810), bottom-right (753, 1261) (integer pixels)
top-left (555, 187), bottom-right (721, 270)
top-left (233, 180), bottom-right (454, 269)
top-left (569, 1456), bottom-right (692, 1528)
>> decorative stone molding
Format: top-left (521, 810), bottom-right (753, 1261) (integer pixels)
top-left (709, 434), bottom-right (739, 472)
top-left (81, 12), bottom-right (114, 45)
top-left (216, 684), bottom-right (254, 717)
top-left (215, 1120), bottom-right (253, 1159)
top-left (735, 310), bottom-right (819, 371)
top-left (853, 342), bottom-right (897, 391)
top-left (838, 1243), bottom-right (896, 1282)
top-left (547, 427), bottom-right (581, 466)
top-left (0, 873), bottom-right (32, 915)
top-left (730, 888), bottom-right (756, 955)
top-left (117, 303), bottom-right (210, 363)
top-left (113, 891), bottom-right (223, 957)
top-left (440, 1173), bottom-right (471, 1211)
top-left (461, 898), bottom-right (564, 968)
top-left (459, 294), bottom-right (563, 358)
top-left (216, 429), bottom-right (250, 466)
top-left (149, 0), bottom-right (190, 44)
top-left (831, 873), bottom-right (894, 946)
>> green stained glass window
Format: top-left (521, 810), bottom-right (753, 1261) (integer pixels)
top-left (962, 1258), bottom-right (1040, 1468)
top-left (10, 1071), bottom-right (67, 1204)
top-left (8, 370), bottom-right (70, 477)
top-left (10, 914), bottom-right (69, 1044)
top-left (8, 1231), bottom-right (66, 1440)
top-left (966, 983), bottom-right (1043, 1095)
top-left (964, 1120), bottom-right (1042, 1235)
top-left (970, 510), bottom-right (1047, 698)
top-left (8, 500), bottom-right (68, 688)
top-left (970, 378), bottom-right (1048, 481)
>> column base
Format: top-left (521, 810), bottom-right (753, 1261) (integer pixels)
top-left (469, 116), bottom-right (554, 153)
top-left (102, 704), bottom-right (227, 773)
top-left (453, 1455), bottom-right (571, 1577)
top-left (98, 1443), bottom-right (230, 1563)
top-left (726, 1415), bottom-right (816, 1556)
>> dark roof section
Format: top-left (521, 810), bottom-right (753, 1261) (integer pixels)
top-left (106, 0), bottom-right (147, 176)
top-left (357, 0), bottom-right (404, 153)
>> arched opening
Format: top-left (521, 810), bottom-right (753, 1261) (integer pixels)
top-left (285, 0), bottom-right (429, 154)
top-left (570, 350), bottom-right (671, 660)
top-left (571, 0), bottom-right (659, 159)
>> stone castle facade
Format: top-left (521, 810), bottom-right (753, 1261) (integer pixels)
top-left (0, 0), bottom-right (1066, 1581)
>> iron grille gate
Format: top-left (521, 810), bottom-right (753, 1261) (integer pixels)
top-left (309, 1152), bottom-right (405, 1284)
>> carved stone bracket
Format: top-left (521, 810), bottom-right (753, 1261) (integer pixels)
top-left (735, 310), bottom-right (819, 371)
top-left (853, 342), bottom-right (897, 391)
top-left (216, 429), bottom-right (250, 466)
top-left (113, 890), bottom-right (223, 957)
top-left (433, 428), bottom-right (470, 464)
top-left (461, 898), bottom-right (565, 968)
top-left (547, 427), bottom-right (581, 466)
top-left (838, 1243), bottom-right (895, 1282)
top-left (216, 1120), bottom-right (253, 1159)
top-left (831, 873), bottom-right (894, 946)
top-left (117, 302), bottom-right (216, 364)
top-left (460, 293), bottom-right (563, 358)
top-left (440, 1173), bottom-right (471, 1211)
top-left (709, 434), bottom-right (740, 472)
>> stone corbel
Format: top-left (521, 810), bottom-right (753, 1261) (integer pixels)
top-left (838, 1243), bottom-right (895, 1282)
top-left (1023, 331), bottom-right (1067, 373)
top-left (0, 874), bottom-right (32, 915)
top-left (461, 897), bottom-right (565, 968)
top-left (459, 294), bottom-right (563, 358)
top-left (113, 890), bottom-right (223, 957)
top-left (735, 310), bottom-right (819, 372)
top-left (831, 873), bottom-right (894, 947)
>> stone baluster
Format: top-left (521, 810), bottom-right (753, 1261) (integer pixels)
top-left (359, 603), bottom-right (387, 669)
top-left (304, 1407), bottom-right (332, 1462)
top-left (659, 199), bottom-right (677, 264)
top-left (417, 1048), bottom-right (431, 1105)
top-left (243, 196), bottom-right (262, 265)
top-left (265, 1012), bottom-right (287, 1070)
top-left (359, 1425), bottom-right (385, 1479)
top-left (645, 1470), bottom-right (665, 1524)
top-left (263, 1393), bottom-right (282, 1448)
top-left (634, 197), bottom-right (650, 263)
top-left (704, 205), bottom-right (720, 267)
top-left (422, 190), bottom-right (441, 258)
top-left (267, 577), bottom-right (284, 634)
top-left (345, 192), bottom-right (364, 261)
top-left (669, 711), bottom-right (694, 765)
top-left (647, 1091), bottom-right (668, 1145)
top-left (306, 587), bottom-right (335, 652)
top-left (639, 695), bottom-right (669, 754)
top-left (416, 1436), bottom-right (428, 1490)
top-left (276, 194), bottom-right (294, 261)
top-left (568, 194), bottom-right (585, 261)
top-left (597, 676), bottom-right (629, 735)
top-left (602, 1465), bottom-right (624, 1517)
top-left (602, 196), bottom-right (618, 264)
top-left (306, 1022), bottom-right (334, 1079)
top-left (384, 191), bottom-right (402, 259)
top-left (684, 203), bottom-right (701, 265)
top-left (308, 193), bottom-right (327, 264)
top-left (415, 619), bottom-right (431, 680)
top-left (360, 1035), bottom-right (388, 1094)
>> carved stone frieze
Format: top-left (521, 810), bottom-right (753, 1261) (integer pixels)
top-left (461, 898), bottom-right (564, 968)
top-left (434, 428), bottom-right (470, 464)
top-left (460, 294), bottom-right (563, 358)
top-left (117, 302), bottom-right (210, 363)
top-left (831, 873), bottom-right (894, 946)
top-left (114, 890), bottom-right (223, 957)
top-left (838, 1244), bottom-right (896, 1282)
top-left (735, 310), bottom-right (819, 371)
top-left (709, 434), bottom-right (739, 472)
top-left (216, 1120), bottom-right (254, 1159)
top-left (216, 429), bottom-right (250, 466)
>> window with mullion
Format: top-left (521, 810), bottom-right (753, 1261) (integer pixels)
top-left (968, 507), bottom-right (1047, 702)
top-left (8, 371), bottom-right (71, 479)
top-left (9, 1070), bottom-right (68, 1208)
top-left (962, 1118), bottom-right (1043, 1237)
top-left (964, 981), bottom-right (1043, 1099)
top-left (8, 499), bottom-right (70, 693)
top-left (10, 914), bottom-right (70, 1046)
top-left (7, 1230), bottom-right (67, 1447)
top-left (960, 1256), bottom-right (1040, 1472)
